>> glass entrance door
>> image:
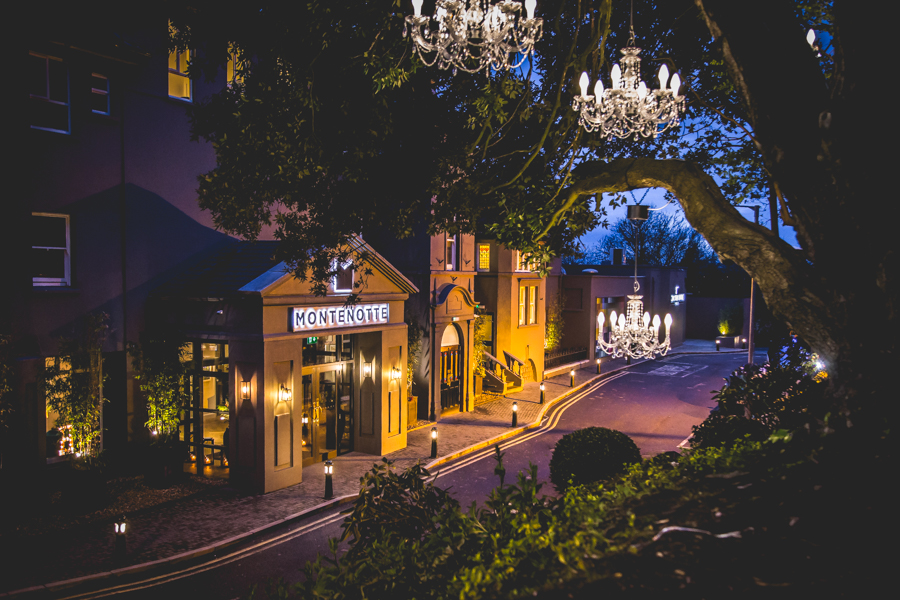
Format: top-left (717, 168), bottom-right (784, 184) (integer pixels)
top-left (301, 362), bottom-right (353, 467)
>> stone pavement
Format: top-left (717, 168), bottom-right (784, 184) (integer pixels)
top-left (1, 340), bottom-right (743, 595)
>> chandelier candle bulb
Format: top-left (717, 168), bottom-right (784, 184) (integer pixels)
top-left (594, 79), bottom-right (603, 98)
top-left (611, 64), bottom-right (622, 88)
top-left (412, 0), bottom-right (423, 17)
top-left (579, 72), bottom-right (590, 98)
top-left (658, 64), bottom-right (669, 90)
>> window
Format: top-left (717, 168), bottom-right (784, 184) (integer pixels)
top-left (518, 286), bottom-right (526, 326)
top-left (478, 243), bottom-right (490, 271)
top-left (333, 261), bottom-right (353, 292)
top-left (226, 43), bottom-right (246, 86)
top-left (516, 250), bottom-right (535, 272)
top-left (29, 53), bottom-right (70, 133)
top-left (529, 285), bottom-right (538, 325)
top-left (168, 26), bottom-right (192, 101)
top-left (32, 213), bottom-right (70, 286)
top-left (90, 74), bottom-right (110, 115)
top-left (445, 235), bottom-right (457, 271)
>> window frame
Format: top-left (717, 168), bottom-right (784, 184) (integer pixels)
top-left (90, 73), bottom-right (110, 115)
top-left (445, 235), bottom-right (457, 271)
top-left (29, 52), bottom-right (70, 134)
top-left (332, 260), bottom-right (354, 293)
top-left (32, 213), bottom-right (71, 287)
top-left (518, 286), bottom-right (527, 326)
top-left (167, 44), bottom-right (193, 101)
top-left (515, 250), bottom-right (534, 273)
top-left (477, 243), bottom-right (490, 271)
top-left (226, 43), bottom-right (246, 87)
top-left (528, 285), bottom-right (538, 325)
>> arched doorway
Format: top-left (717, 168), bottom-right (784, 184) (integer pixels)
top-left (439, 324), bottom-right (464, 413)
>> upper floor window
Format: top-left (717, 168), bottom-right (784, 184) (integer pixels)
top-left (32, 213), bottom-right (70, 286)
top-left (518, 286), bottom-right (527, 326)
top-left (168, 25), bottom-right (192, 101)
top-left (516, 250), bottom-right (535, 272)
top-left (226, 43), bottom-right (246, 86)
top-left (445, 235), bottom-right (457, 271)
top-left (333, 261), bottom-right (353, 292)
top-left (29, 53), bottom-right (70, 133)
top-left (477, 243), bottom-right (490, 271)
top-left (528, 285), bottom-right (538, 325)
top-left (518, 285), bottom-right (538, 326)
top-left (91, 74), bottom-right (110, 115)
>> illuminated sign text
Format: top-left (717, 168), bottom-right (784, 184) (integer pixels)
top-left (292, 303), bottom-right (389, 332)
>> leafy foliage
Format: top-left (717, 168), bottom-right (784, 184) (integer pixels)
top-left (543, 289), bottom-right (565, 351)
top-left (42, 313), bottom-right (108, 458)
top-left (0, 335), bottom-right (14, 434)
top-left (717, 304), bottom-right (743, 336)
top-left (128, 336), bottom-right (189, 439)
top-left (473, 313), bottom-right (491, 377)
top-left (405, 314), bottom-right (422, 395)
top-left (549, 426), bottom-right (641, 492)
top-left (689, 413), bottom-right (771, 450)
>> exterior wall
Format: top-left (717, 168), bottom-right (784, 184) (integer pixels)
top-left (474, 241), bottom-right (546, 381)
top-left (14, 23), bottom-right (246, 473)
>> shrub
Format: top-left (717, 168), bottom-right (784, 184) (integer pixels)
top-left (717, 304), bottom-right (743, 335)
top-left (690, 413), bottom-right (771, 449)
top-left (549, 427), bottom-right (641, 492)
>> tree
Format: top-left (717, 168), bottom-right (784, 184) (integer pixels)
top-left (166, 0), bottom-right (891, 405)
top-left (586, 210), bottom-right (713, 267)
top-left (128, 336), bottom-right (189, 439)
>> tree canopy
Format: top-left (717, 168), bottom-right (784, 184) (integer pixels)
top-left (169, 0), bottom-right (892, 403)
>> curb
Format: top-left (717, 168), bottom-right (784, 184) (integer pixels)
top-left (4, 347), bottom-right (749, 598)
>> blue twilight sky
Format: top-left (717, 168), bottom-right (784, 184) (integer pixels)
top-left (576, 188), bottom-right (800, 257)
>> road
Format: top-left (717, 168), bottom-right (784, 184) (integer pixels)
top-left (52, 352), bottom-right (757, 600)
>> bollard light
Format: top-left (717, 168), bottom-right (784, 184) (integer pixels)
top-left (431, 426), bottom-right (438, 459)
top-left (512, 401), bottom-right (518, 427)
top-left (570, 369), bottom-right (575, 388)
top-left (539, 382), bottom-right (545, 404)
top-left (741, 337), bottom-right (747, 350)
top-left (596, 358), bottom-right (602, 374)
top-left (716, 339), bottom-right (721, 352)
top-left (114, 517), bottom-right (127, 555)
top-left (324, 460), bottom-right (334, 499)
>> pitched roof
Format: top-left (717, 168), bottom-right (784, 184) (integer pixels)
top-left (153, 241), bottom-right (281, 299)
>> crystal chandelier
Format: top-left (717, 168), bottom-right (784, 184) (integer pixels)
top-left (403, 0), bottom-right (543, 75)
top-left (572, 23), bottom-right (684, 138)
top-left (596, 208), bottom-right (673, 359)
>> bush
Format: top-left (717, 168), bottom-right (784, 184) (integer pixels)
top-left (717, 304), bottom-right (743, 335)
top-left (549, 427), bottom-right (641, 492)
top-left (690, 413), bottom-right (771, 449)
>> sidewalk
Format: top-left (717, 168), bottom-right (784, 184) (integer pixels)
top-left (1, 340), bottom-right (744, 596)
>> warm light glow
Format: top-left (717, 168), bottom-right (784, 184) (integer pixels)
top-left (579, 72), bottom-right (590, 97)
top-left (324, 460), bottom-right (333, 475)
top-left (151, 430), bottom-right (158, 436)
top-left (241, 380), bottom-right (251, 400)
top-left (513, 402), bottom-right (518, 412)
top-left (115, 522), bottom-right (126, 534)
top-left (431, 427), bottom-right (438, 439)
top-left (363, 362), bottom-right (372, 378)
top-left (540, 383), bottom-right (545, 391)
top-left (390, 366), bottom-right (401, 381)
top-left (279, 385), bottom-right (292, 403)
top-left (664, 314), bottom-right (673, 329)
top-left (302, 413), bottom-right (309, 425)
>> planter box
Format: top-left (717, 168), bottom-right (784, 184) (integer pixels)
top-left (716, 335), bottom-right (742, 349)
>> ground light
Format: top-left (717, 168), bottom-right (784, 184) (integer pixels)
top-left (742, 337), bottom-right (747, 349)
top-left (540, 382), bottom-right (545, 404)
top-left (570, 369), bottom-right (575, 387)
top-left (596, 357), bottom-right (602, 374)
top-left (716, 339), bottom-right (721, 351)
top-left (114, 517), bottom-right (127, 555)
top-left (512, 402), bottom-right (518, 427)
top-left (431, 427), bottom-right (438, 459)
top-left (324, 460), bottom-right (334, 499)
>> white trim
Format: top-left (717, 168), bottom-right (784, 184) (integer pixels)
top-left (32, 213), bottom-right (71, 287)
top-left (332, 260), bottom-right (354, 293)
top-left (28, 52), bottom-right (70, 134)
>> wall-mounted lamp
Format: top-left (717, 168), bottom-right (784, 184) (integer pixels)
top-left (279, 384), bottom-right (293, 403)
top-left (390, 366), bottom-right (401, 381)
top-left (363, 361), bottom-right (373, 379)
top-left (241, 380), bottom-right (251, 400)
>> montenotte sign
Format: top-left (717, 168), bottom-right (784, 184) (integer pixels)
top-left (292, 303), bottom-right (389, 332)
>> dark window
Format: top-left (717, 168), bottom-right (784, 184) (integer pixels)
top-left (91, 74), bottom-right (110, 115)
top-left (334, 263), bottom-right (353, 291)
top-left (29, 53), bottom-right (70, 133)
top-left (32, 214), bottom-right (70, 285)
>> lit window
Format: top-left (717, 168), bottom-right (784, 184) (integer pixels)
top-left (226, 43), bottom-right (246, 86)
top-left (91, 74), bottom-right (110, 115)
top-left (334, 261), bottom-right (353, 292)
top-left (29, 53), bottom-right (70, 133)
top-left (529, 285), bottom-right (537, 325)
top-left (478, 243), bottom-right (490, 271)
top-left (518, 287), bottom-right (526, 326)
top-left (516, 250), bottom-right (533, 272)
top-left (168, 25), bottom-right (192, 101)
top-left (445, 235), bottom-right (457, 271)
top-left (32, 213), bottom-right (70, 287)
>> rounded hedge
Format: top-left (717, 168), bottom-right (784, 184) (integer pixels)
top-left (689, 413), bottom-right (770, 449)
top-left (549, 427), bottom-right (642, 492)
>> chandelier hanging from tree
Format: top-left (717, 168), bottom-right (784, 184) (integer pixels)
top-left (572, 4), bottom-right (684, 138)
top-left (597, 205), bottom-right (673, 360)
top-left (403, 0), bottom-right (543, 75)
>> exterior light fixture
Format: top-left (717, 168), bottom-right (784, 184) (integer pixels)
top-left (324, 460), bottom-right (334, 499)
top-left (151, 429), bottom-right (158, 436)
top-left (240, 380), bottom-right (251, 400)
top-left (741, 338), bottom-right (747, 350)
top-left (596, 357), bottom-right (602, 374)
top-left (539, 382), bottom-right (545, 404)
top-left (512, 401), bottom-right (518, 427)
top-left (570, 369), bottom-right (575, 388)
top-left (279, 384), bottom-right (292, 403)
top-left (716, 339), bottom-right (721, 351)
top-left (363, 361), bottom-right (373, 379)
top-left (390, 366), bottom-right (401, 381)
top-left (431, 426), bottom-right (438, 459)
top-left (302, 413), bottom-right (309, 425)
top-left (404, 0), bottom-right (543, 76)
top-left (114, 517), bottom-right (127, 554)
top-left (572, 4), bottom-right (683, 138)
